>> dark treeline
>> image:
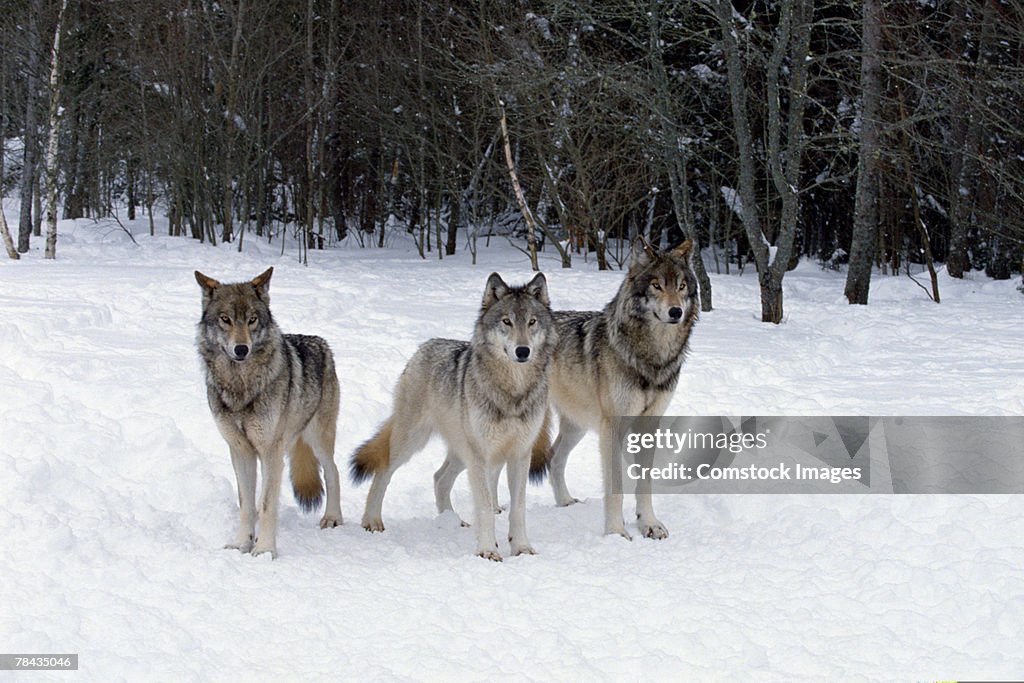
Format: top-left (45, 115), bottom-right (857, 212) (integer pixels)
top-left (1, 1), bottom-right (1022, 320)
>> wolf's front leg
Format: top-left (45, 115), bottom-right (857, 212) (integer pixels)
top-left (600, 420), bottom-right (631, 540)
top-left (489, 466), bottom-right (505, 514)
top-left (226, 445), bottom-right (257, 553)
top-left (506, 454), bottom-right (535, 556)
top-left (252, 445), bottom-right (286, 558)
top-left (636, 400), bottom-right (671, 539)
top-left (636, 492), bottom-right (668, 539)
top-left (467, 460), bottom-right (501, 561)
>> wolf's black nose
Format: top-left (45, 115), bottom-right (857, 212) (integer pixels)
top-left (668, 307), bottom-right (683, 321)
top-left (515, 346), bottom-right (531, 361)
top-left (234, 344), bottom-right (250, 358)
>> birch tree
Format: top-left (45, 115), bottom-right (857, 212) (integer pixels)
top-left (498, 99), bottom-right (539, 271)
top-left (43, 0), bottom-right (68, 260)
top-left (0, 43), bottom-right (19, 259)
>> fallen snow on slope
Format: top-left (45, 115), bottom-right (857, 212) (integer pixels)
top-left (1, 217), bottom-right (1022, 681)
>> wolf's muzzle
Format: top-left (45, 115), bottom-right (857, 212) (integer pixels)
top-left (514, 346), bottom-right (531, 362)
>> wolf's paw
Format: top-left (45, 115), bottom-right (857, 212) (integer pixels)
top-left (224, 536), bottom-right (254, 553)
top-left (606, 526), bottom-right (633, 542)
top-left (556, 496), bottom-right (582, 507)
top-left (639, 521), bottom-right (669, 540)
top-left (476, 549), bottom-right (503, 562)
top-left (436, 510), bottom-right (468, 528)
top-left (362, 518), bottom-right (385, 533)
top-left (251, 543), bottom-right (278, 559)
top-left (319, 514), bottom-right (342, 529)
top-left (510, 543), bottom-right (537, 557)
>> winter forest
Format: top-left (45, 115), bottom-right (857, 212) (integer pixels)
top-left (1, 0), bottom-right (1022, 321)
top-left (3, 4), bottom-right (1024, 677)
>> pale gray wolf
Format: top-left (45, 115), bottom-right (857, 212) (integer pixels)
top-left (542, 240), bottom-right (698, 539)
top-left (436, 240), bottom-right (698, 540)
top-left (350, 273), bottom-right (556, 561)
top-left (195, 267), bottom-right (342, 559)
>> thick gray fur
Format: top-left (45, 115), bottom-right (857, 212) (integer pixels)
top-left (196, 267), bottom-right (342, 559)
top-left (352, 272), bottom-right (556, 561)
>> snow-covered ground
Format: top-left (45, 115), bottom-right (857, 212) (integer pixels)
top-left (2, 213), bottom-right (1023, 681)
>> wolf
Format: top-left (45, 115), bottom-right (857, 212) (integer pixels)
top-left (350, 272), bottom-right (556, 561)
top-left (436, 240), bottom-right (698, 540)
top-left (195, 267), bottom-right (342, 559)
top-left (543, 240), bottom-right (698, 539)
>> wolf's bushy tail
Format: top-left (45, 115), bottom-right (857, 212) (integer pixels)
top-left (350, 418), bottom-right (393, 484)
top-left (529, 409), bottom-right (553, 484)
top-left (290, 437), bottom-right (324, 512)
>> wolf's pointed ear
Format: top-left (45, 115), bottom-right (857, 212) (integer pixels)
top-left (195, 271), bottom-right (220, 301)
top-left (670, 240), bottom-right (694, 265)
top-left (251, 267), bottom-right (273, 299)
top-left (482, 272), bottom-right (510, 309)
top-left (525, 272), bottom-right (550, 307)
top-left (630, 236), bottom-right (656, 269)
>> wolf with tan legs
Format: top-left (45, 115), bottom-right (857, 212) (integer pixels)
top-left (545, 240), bottom-right (698, 539)
top-left (436, 241), bottom-right (699, 540)
top-left (350, 273), bottom-right (556, 561)
top-left (195, 267), bottom-right (343, 559)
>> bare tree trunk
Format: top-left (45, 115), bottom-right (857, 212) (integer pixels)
top-left (1, 61), bottom-right (19, 259)
top-left (435, 188), bottom-right (443, 260)
top-left (717, 0), bottom-right (810, 323)
top-left (126, 157), bottom-right (137, 221)
top-left (895, 84), bottom-right (940, 303)
top-left (17, 0), bottom-right (43, 253)
top-left (44, 0), bottom-right (69, 260)
top-left (0, 135), bottom-right (17, 258)
top-left (845, 0), bottom-right (883, 304)
top-left (666, 156), bottom-right (713, 312)
top-left (141, 85), bottom-right (155, 237)
top-left (33, 175), bottom-right (43, 237)
top-left (908, 179), bottom-right (941, 303)
top-left (717, 0), bottom-right (768, 267)
top-left (532, 147), bottom-right (573, 267)
top-left (462, 130), bottom-right (499, 266)
top-left (498, 100), bottom-right (539, 271)
top-left (221, 0), bottom-right (246, 246)
top-left (446, 183), bottom-right (459, 256)
top-left (946, 1), bottom-right (996, 278)
top-left (61, 105), bottom-right (79, 219)
top-left (649, 0), bottom-right (711, 310)
top-left (316, 0), bottom-right (339, 246)
top-left (0, 210), bottom-right (17, 259)
top-left (764, 0), bottom-right (811, 300)
top-left (303, 0), bottom-right (315, 258)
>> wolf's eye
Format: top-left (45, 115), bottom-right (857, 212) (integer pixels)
top-left (678, 283), bottom-right (687, 291)
top-left (219, 315), bottom-right (231, 324)
top-left (502, 318), bottom-right (512, 326)
top-left (528, 319), bottom-right (536, 327)
top-left (651, 282), bottom-right (663, 291)
top-left (248, 315), bottom-right (258, 325)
